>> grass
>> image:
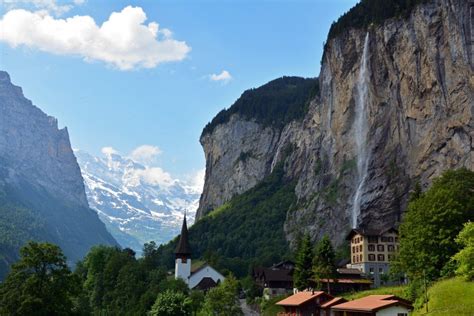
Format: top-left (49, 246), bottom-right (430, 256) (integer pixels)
top-left (260, 294), bottom-right (288, 316)
top-left (413, 277), bottom-right (474, 316)
top-left (341, 284), bottom-right (409, 301)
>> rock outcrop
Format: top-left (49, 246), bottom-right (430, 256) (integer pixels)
top-left (0, 71), bottom-right (117, 276)
top-left (197, 0), bottom-right (474, 247)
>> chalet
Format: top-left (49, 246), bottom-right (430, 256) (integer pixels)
top-left (174, 215), bottom-right (225, 291)
top-left (346, 227), bottom-right (400, 287)
top-left (331, 295), bottom-right (413, 316)
top-left (253, 260), bottom-right (294, 298)
top-left (311, 268), bottom-right (372, 295)
top-left (320, 297), bottom-right (347, 316)
top-left (276, 291), bottom-right (334, 316)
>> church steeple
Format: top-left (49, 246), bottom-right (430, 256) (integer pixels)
top-left (175, 213), bottom-right (192, 257)
top-left (175, 213), bottom-right (192, 282)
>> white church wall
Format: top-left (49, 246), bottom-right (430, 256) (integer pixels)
top-left (175, 258), bottom-right (191, 283)
top-left (188, 265), bottom-right (225, 289)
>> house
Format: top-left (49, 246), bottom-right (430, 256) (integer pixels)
top-left (311, 268), bottom-right (372, 295)
top-left (174, 215), bottom-right (225, 290)
top-left (346, 227), bottom-right (400, 287)
top-left (320, 297), bottom-right (347, 316)
top-left (253, 260), bottom-right (294, 298)
top-left (276, 291), bottom-right (334, 316)
top-left (331, 295), bottom-right (413, 316)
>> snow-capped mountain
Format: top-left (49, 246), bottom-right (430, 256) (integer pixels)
top-left (75, 149), bottom-right (202, 254)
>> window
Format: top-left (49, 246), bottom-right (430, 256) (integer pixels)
top-left (388, 237), bottom-right (394, 242)
top-left (368, 254), bottom-right (375, 261)
top-left (369, 267), bottom-right (374, 273)
top-left (381, 236), bottom-right (389, 242)
top-left (359, 245), bottom-right (363, 252)
top-left (352, 246), bottom-right (355, 253)
top-left (353, 256), bottom-right (356, 263)
top-left (388, 254), bottom-right (394, 261)
top-left (388, 245), bottom-right (395, 252)
top-left (359, 254), bottom-right (363, 262)
top-left (379, 268), bottom-right (384, 273)
top-left (377, 245), bottom-right (385, 252)
top-left (397, 313), bottom-right (408, 316)
top-left (368, 244), bottom-right (375, 251)
top-left (378, 254), bottom-right (385, 261)
top-left (395, 237), bottom-right (399, 242)
top-left (368, 236), bottom-right (378, 243)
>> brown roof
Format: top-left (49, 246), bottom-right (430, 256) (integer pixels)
top-left (276, 291), bottom-right (329, 307)
top-left (175, 215), bottom-right (192, 256)
top-left (332, 295), bottom-right (413, 312)
top-left (346, 227), bottom-right (398, 240)
top-left (193, 277), bottom-right (218, 291)
top-left (337, 268), bottom-right (364, 275)
top-left (321, 297), bottom-right (347, 308)
top-left (319, 278), bottom-right (372, 284)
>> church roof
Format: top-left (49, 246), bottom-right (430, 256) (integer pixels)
top-left (193, 277), bottom-right (218, 291)
top-left (175, 215), bottom-right (192, 256)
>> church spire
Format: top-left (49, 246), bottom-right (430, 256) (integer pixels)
top-left (175, 213), bottom-right (192, 257)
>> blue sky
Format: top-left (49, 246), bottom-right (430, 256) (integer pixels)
top-left (0, 0), bottom-right (358, 183)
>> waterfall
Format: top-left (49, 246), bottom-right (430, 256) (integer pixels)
top-left (351, 32), bottom-right (370, 229)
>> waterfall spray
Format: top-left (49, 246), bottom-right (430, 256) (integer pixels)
top-left (351, 32), bottom-right (371, 229)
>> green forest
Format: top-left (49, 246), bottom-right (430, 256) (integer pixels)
top-left (201, 76), bottom-right (319, 136)
top-left (327, 0), bottom-right (430, 41)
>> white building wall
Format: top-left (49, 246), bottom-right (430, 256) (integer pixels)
top-left (175, 258), bottom-right (191, 283)
top-left (188, 265), bottom-right (225, 289)
top-left (376, 305), bottom-right (411, 316)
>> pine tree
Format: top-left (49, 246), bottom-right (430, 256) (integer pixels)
top-left (294, 234), bottom-right (313, 291)
top-left (313, 236), bottom-right (337, 294)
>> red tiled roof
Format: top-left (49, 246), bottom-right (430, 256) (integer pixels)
top-left (276, 291), bottom-right (328, 307)
top-left (332, 295), bottom-right (413, 312)
top-left (321, 297), bottom-right (347, 308)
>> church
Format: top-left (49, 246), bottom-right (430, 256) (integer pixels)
top-left (174, 215), bottom-right (225, 290)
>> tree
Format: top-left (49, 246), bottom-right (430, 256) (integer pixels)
top-left (293, 234), bottom-right (313, 290)
top-left (149, 290), bottom-right (192, 316)
top-left (0, 241), bottom-right (79, 315)
top-left (313, 236), bottom-right (337, 294)
top-left (396, 168), bottom-right (474, 281)
top-left (198, 275), bottom-right (243, 316)
top-left (453, 222), bottom-right (474, 281)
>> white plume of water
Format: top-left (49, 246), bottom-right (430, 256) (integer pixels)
top-left (352, 32), bottom-right (371, 229)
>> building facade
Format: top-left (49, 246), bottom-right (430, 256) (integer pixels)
top-left (346, 228), bottom-right (399, 287)
top-left (174, 215), bottom-right (225, 290)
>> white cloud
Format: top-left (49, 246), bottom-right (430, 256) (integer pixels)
top-left (3, 0), bottom-right (80, 16)
top-left (133, 167), bottom-right (175, 187)
top-left (209, 70), bottom-right (232, 84)
top-left (189, 168), bottom-right (205, 192)
top-left (101, 146), bottom-right (118, 156)
top-left (0, 6), bottom-right (191, 70)
top-left (130, 145), bottom-right (162, 165)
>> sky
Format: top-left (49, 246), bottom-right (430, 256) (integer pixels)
top-left (0, 0), bottom-right (359, 185)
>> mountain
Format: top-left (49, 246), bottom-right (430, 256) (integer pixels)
top-left (75, 150), bottom-right (201, 253)
top-left (156, 0), bottom-right (473, 273)
top-left (0, 71), bottom-right (117, 279)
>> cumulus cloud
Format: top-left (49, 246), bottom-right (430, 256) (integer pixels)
top-left (101, 146), bottom-right (118, 156)
top-left (132, 167), bottom-right (175, 188)
top-left (3, 0), bottom-right (84, 16)
top-left (130, 145), bottom-right (162, 165)
top-left (189, 168), bottom-right (205, 193)
top-left (209, 70), bottom-right (232, 84)
top-left (0, 6), bottom-right (191, 70)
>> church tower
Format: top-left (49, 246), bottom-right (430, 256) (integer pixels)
top-left (175, 214), bottom-right (192, 283)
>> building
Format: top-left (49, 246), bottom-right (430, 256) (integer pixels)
top-left (331, 295), bottom-right (413, 316)
top-left (314, 268), bottom-right (372, 295)
top-left (276, 291), bottom-right (334, 316)
top-left (346, 227), bottom-right (399, 287)
top-left (174, 215), bottom-right (225, 290)
top-left (320, 297), bottom-right (347, 316)
top-left (253, 260), bottom-right (294, 299)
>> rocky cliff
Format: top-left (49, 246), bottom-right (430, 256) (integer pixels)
top-left (0, 71), bottom-right (117, 277)
top-left (197, 0), bottom-right (474, 247)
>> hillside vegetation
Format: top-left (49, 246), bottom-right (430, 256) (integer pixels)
top-left (155, 164), bottom-right (296, 277)
top-left (202, 76), bottom-right (318, 136)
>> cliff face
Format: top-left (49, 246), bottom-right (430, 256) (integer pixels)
top-left (0, 71), bottom-right (117, 276)
top-left (197, 0), bottom-right (474, 246)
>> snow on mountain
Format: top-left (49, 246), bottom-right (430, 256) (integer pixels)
top-left (75, 149), bottom-right (202, 254)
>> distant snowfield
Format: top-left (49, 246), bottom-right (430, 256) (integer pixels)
top-left (75, 149), bottom-right (201, 254)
